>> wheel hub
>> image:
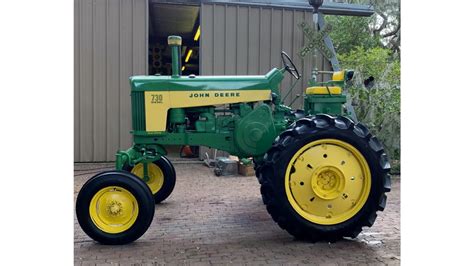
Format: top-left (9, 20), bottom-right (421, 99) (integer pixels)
top-left (311, 166), bottom-right (345, 200)
top-left (107, 200), bottom-right (123, 216)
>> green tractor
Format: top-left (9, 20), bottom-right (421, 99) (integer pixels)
top-left (76, 36), bottom-right (391, 245)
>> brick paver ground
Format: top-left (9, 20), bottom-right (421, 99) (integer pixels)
top-left (74, 160), bottom-right (400, 265)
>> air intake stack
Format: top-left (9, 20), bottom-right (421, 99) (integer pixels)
top-left (167, 35), bottom-right (182, 77)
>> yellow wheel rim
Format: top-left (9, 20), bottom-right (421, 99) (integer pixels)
top-left (284, 139), bottom-right (371, 225)
top-left (131, 163), bottom-right (164, 195)
top-left (89, 186), bottom-right (139, 234)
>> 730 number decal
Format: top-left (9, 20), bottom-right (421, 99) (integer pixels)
top-left (151, 94), bottom-right (163, 104)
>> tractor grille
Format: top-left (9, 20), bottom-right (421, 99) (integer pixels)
top-left (131, 91), bottom-right (146, 131)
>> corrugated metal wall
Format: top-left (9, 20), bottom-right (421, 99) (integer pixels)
top-left (75, 1), bottom-right (332, 162)
top-left (74, 0), bottom-right (148, 162)
top-left (200, 2), bottom-right (332, 108)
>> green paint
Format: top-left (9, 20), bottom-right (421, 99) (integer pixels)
top-left (116, 35), bottom-right (353, 172)
top-left (168, 36), bottom-right (181, 77)
top-left (169, 108), bottom-right (185, 124)
top-left (129, 68), bottom-right (284, 95)
top-left (305, 94), bottom-right (347, 115)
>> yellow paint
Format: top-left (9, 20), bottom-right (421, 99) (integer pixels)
top-left (89, 186), bottom-right (139, 234)
top-left (181, 66), bottom-right (185, 71)
top-left (306, 86), bottom-right (342, 95)
top-left (131, 163), bottom-right (164, 195)
top-left (332, 71), bottom-right (345, 81)
top-left (185, 50), bottom-right (193, 63)
top-left (194, 26), bottom-right (201, 41)
top-left (145, 90), bottom-right (271, 132)
top-left (284, 139), bottom-right (371, 225)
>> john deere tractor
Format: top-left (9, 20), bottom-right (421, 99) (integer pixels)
top-left (76, 36), bottom-right (391, 245)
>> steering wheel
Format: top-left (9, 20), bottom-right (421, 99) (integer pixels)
top-left (281, 51), bottom-right (301, 80)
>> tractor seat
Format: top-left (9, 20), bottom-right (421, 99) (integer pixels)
top-left (305, 70), bottom-right (345, 95)
top-left (306, 86), bottom-right (342, 95)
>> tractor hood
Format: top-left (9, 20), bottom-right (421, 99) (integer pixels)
top-left (130, 68), bottom-right (283, 92)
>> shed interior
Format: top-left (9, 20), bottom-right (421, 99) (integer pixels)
top-left (149, 2), bottom-right (200, 76)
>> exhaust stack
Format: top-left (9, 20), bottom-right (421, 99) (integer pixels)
top-left (167, 35), bottom-right (182, 77)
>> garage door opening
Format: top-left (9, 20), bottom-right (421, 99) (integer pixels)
top-left (149, 2), bottom-right (200, 76)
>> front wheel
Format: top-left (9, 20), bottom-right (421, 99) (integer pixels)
top-left (259, 115), bottom-right (391, 242)
top-left (75, 171), bottom-right (155, 245)
top-left (123, 156), bottom-right (176, 204)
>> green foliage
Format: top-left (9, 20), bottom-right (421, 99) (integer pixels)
top-left (339, 47), bottom-right (399, 84)
top-left (326, 16), bottom-right (381, 54)
top-left (339, 47), bottom-right (400, 170)
top-left (323, 2), bottom-right (401, 172)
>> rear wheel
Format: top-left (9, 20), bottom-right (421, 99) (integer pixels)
top-left (124, 156), bottom-right (176, 204)
top-left (75, 170), bottom-right (155, 245)
top-left (259, 115), bottom-right (391, 242)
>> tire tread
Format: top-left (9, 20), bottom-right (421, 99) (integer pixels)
top-left (259, 115), bottom-right (391, 242)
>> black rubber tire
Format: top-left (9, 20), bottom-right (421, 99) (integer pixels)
top-left (75, 170), bottom-right (155, 245)
top-left (160, 156), bottom-right (176, 182)
top-left (123, 156), bottom-right (176, 204)
top-left (259, 114), bottom-right (391, 242)
top-left (253, 158), bottom-right (263, 182)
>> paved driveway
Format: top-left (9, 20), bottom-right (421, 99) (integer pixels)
top-left (74, 161), bottom-right (400, 265)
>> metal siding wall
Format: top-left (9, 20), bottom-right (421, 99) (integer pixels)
top-left (236, 6), bottom-right (248, 75)
top-left (74, 0), bottom-right (148, 162)
top-left (201, 3), bottom-right (331, 108)
top-left (74, 0), bottom-right (80, 161)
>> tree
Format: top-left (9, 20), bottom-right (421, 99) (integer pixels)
top-left (370, 0), bottom-right (400, 54)
top-left (339, 47), bottom-right (400, 167)
top-left (325, 0), bottom-right (400, 55)
top-left (323, 0), bottom-right (401, 172)
top-left (325, 16), bottom-right (380, 54)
